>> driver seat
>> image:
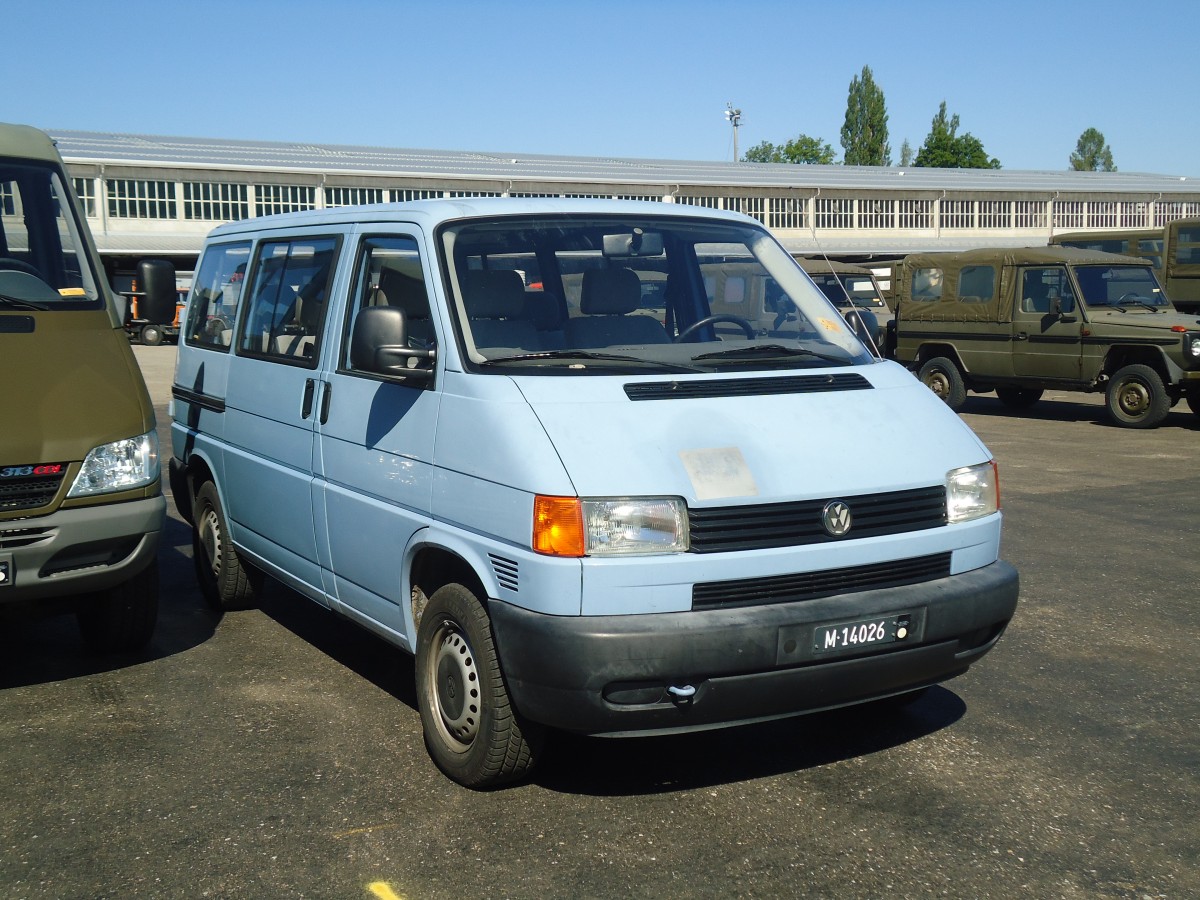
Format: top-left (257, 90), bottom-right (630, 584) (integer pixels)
top-left (565, 268), bottom-right (670, 348)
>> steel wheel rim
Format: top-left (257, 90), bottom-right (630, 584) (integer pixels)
top-left (1117, 380), bottom-right (1150, 417)
top-left (198, 507), bottom-right (222, 579)
top-left (926, 371), bottom-right (949, 399)
top-left (430, 622), bottom-right (480, 749)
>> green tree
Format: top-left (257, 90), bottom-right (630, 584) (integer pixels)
top-left (840, 65), bottom-right (891, 165)
top-left (743, 134), bottom-right (836, 165)
top-left (913, 102), bottom-right (1000, 169)
top-left (1070, 128), bottom-right (1116, 171)
top-left (899, 139), bottom-right (914, 166)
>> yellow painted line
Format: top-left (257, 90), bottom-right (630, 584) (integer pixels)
top-left (368, 882), bottom-right (404, 900)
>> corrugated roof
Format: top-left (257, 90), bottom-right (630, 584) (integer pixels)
top-left (48, 129), bottom-right (1200, 195)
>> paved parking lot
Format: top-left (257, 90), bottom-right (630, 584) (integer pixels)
top-left (2, 345), bottom-right (1197, 899)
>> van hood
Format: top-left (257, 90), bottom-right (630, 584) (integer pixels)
top-left (1088, 307), bottom-right (1200, 331)
top-left (513, 362), bottom-right (990, 502)
top-left (0, 311), bottom-right (153, 465)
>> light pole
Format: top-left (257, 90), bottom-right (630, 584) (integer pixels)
top-left (724, 104), bottom-right (742, 162)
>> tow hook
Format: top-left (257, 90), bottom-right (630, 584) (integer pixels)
top-left (666, 684), bottom-right (697, 705)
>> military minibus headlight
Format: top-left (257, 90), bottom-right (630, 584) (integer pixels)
top-left (1186, 332), bottom-right (1200, 360)
top-left (946, 461), bottom-right (999, 524)
top-left (67, 430), bottom-right (160, 497)
top-left (533, 496), bottom-right (689, 557)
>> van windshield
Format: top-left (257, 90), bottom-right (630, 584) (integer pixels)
top-left (439, 214), bottom-right (873, 374)
top-left (0, 159), bottom-right (101, 310)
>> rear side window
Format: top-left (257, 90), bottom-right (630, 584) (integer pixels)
top-left (184, 241), bottom-right (251, 349)
top-left (911, 267), bottom-right (943, 301)
top-left (957, 265), bottom-right (995, 303)
top-left (238, 236), bottom-right (339, 364)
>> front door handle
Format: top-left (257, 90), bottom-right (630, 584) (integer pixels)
top-left (1014, 332), bottom-right (1029, 342)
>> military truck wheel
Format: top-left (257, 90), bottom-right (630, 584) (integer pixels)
top-left (995, 387), bottom-right (1043, 409)
top-left (140, 323), bottom-right (164, 346)
top-left (76, 561), bottom-right (159, 653)
top-left (1106, 364), bottom-right (1170, 429)
top-left (193, 481), bottom-right (262, 610)
top-left (918, 357), bottom-right (967, 410)
top-left (1187, 393), bottom-right (1200, 418)
top-left (416, 583), bottom-right (543, 788)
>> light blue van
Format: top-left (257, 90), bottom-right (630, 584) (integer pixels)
top-left (169, 199), bottom-right (1018, 788)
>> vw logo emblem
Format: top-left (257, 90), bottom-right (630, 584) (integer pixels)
top-left (822, 500), bottom-right (853, 537)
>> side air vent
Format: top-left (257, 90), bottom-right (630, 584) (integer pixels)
top-left (489, 554), bottom-right (520, 592)
top-left (624, 373), bottom-right (872, 401)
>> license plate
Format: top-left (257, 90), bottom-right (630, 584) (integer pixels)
top-left (813, 613), bottom-right (911, 655)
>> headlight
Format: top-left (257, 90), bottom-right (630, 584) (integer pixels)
top-left (67, 430), bottom-right (160, 497)
top-left (1185, 332), bottom-right (1200, 361)
top-left (946, 461), bottom-right (999, 524)
top-left (533, 496), bottom-right (688, 557)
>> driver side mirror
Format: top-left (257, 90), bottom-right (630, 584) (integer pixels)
top-left (1049, 296), bottom-right (1077, 323)
top-left (349, 306), bottom-right (436, 383)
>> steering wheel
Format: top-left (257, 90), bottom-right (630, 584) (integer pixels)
top-left (674, 314), bottom-right (755, 343)
top-left (0, 257), bottom-right (45, 279)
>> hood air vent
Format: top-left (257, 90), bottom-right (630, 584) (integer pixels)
top-left (624, 373), bottom-right (872, 401)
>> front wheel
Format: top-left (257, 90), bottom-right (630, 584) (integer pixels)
top-left (1106, 364), bottom-right (1170, 428)
top-left (416, 583), bottom-right (542, 788)
top-left (917, 356), bottom-right (967, 410)
top-left (76, 561), bottom-right (159, 653)
top-left (140, 323), bottom-right (164, 346)
top-left (1187, 393), bottom-right (1200, 419)
top-left (193, 481), bottom-right (262, 610)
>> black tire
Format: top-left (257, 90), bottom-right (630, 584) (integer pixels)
top-left (140, 323), bottom-right (164, 346)
top-left (76, 561), bottom-right (159, 653)
top-left (1105, 364), bottom-right (1170, 429)
top-left (1187, 393), bottom-right (1200, 419)
top-left (416, 583), bottom-right (542, 788)
top-left (995, 387), bottom-right (1044, 409)
top-left (918, 356), bottom-right (967, 410)
top-left (193, 481), bottom-right (261, 610)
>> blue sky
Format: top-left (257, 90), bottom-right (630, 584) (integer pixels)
top-left (8, 1), bottom-right (1196, 176)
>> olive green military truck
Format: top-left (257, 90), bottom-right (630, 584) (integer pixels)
top-left (891, 246), bottom-right (1200, 428)
top-left (1, 123), bottom-right (164, 651)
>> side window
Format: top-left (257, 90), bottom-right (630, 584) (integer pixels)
top-left (184, 241), bottom-right (251, 349)
top-left (911, 267), bottom-right (943, 301)
top-left (1021, 267), bottom-right (1074, 314)
top-left (238, 236), bottom-right (338, 364)
top-left (344, 235), bottom-right (434, 375)
top-left (958, 265), bottom-right (995, 303)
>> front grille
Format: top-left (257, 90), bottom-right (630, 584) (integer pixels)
top-left (688, 486), bottom-right (946, 554)
top-left (625, 373), bottom-right (871, 401)
top-left (0, 465), bottom-right (67, 514)
top-left (692, 551), bottom-right (952, 610)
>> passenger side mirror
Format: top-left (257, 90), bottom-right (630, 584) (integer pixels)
top-left (842, 308), bottom-right (880, 356)
top-left (349, 306), bottom-right (436, 383)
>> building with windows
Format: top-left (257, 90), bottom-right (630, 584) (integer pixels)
top-left (51, 129), bottom-right (1200, 280)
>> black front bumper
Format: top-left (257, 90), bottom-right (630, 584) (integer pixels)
top-left (489, 559), bottom-right (1019, 735)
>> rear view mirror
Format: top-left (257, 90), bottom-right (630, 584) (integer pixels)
top-left (350, 306), bottom-right (435, 382)
top-left (602, 229), bottom-right (663, 257)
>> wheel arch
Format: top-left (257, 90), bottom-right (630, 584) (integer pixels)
top-left (404, 530), bottom-right (495, 640)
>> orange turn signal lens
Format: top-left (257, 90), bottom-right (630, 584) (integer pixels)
top-left (532, 496), bottom-right (585, 557)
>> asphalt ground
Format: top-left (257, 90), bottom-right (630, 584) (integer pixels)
top-left (1, 344), bottom-right (1197, 899)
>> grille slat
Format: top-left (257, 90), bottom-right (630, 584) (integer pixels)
top-left (0, 468), bottom-right (67, 513)
top-left (688, 486), bottom-right (946, 554)
top-left (692, 552), bottom-right (952, 610)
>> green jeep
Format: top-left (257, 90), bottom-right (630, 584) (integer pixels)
top-left (891, 246), bottom-right (1200, 428)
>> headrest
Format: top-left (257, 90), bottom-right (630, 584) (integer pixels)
top-left (463, 269), bottom-right (526, 319)
top-left (581, 268), bottom-right (641, 315)
top-left (378, 266), bottom-right (430, 319)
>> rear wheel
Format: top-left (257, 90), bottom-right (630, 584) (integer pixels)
top-left (918, 356), bottom-right (967, 410)
top-left (193, 481), bottom-right (261, 610)
top-left (995, 387), bottom-right (1043, 409)
top-left (76, 561), bottom-right (159, 653)
top-left (140, 323), bottom-right (164, 346)
top-left (1105, 364), bottom-right (1169, 429)
top-left (1187, 393), bottom-right (1200, 418)
top-left (416, 583), bottom-right (542, 788)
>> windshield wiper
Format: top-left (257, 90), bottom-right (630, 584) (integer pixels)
top-left (691, 343), bottom-right (848, 365)
top-left (482, 349), bottom-right (704, 373)
top-left (0, 292), bottom-right (50, 310)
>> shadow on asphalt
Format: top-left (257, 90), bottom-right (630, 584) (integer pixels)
top-left (0, 515), bottom-right (217, 689)
top-left (958, 394), bottom-right (1200, 429)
